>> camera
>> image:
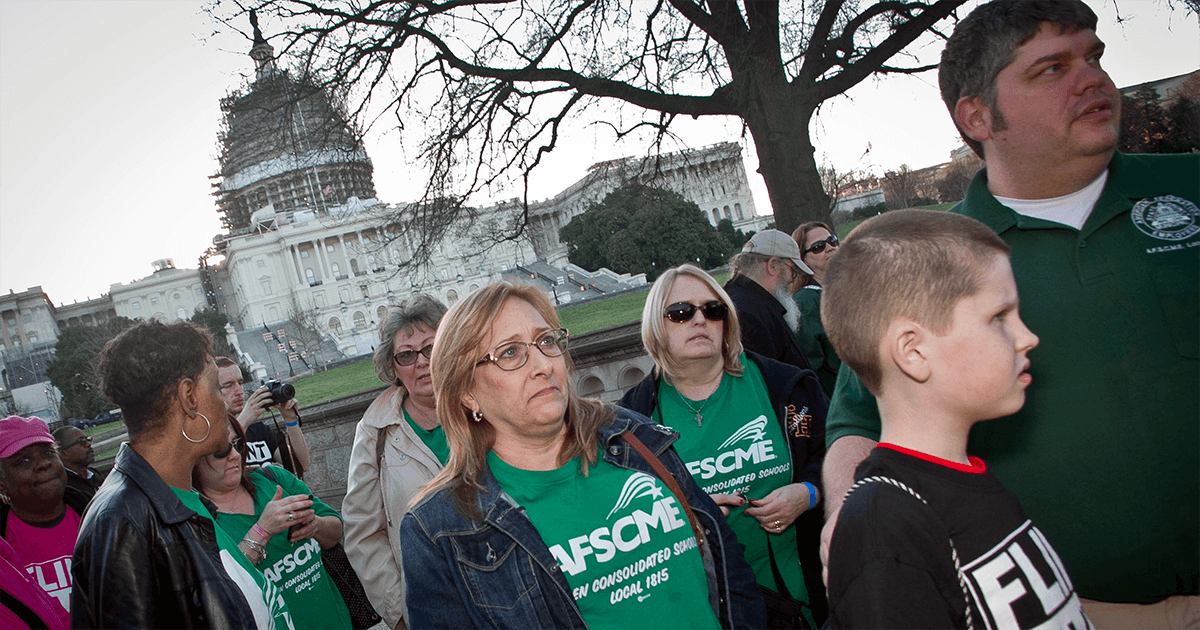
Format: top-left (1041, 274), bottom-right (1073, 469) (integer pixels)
top-left (262, 379), bottom-right (296, 405)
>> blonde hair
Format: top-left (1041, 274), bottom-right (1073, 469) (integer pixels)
top-left (641, 264), bottom-right (744, 380)
top-left (822, 209), bottom-right (1010, 394)
top-left (415, 281), bottom-right (615, 519)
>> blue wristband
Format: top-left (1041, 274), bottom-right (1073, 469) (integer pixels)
top-left (285, 421), bottom-right (299, 427)
top-left (802, 482), bottom-right (818, 509)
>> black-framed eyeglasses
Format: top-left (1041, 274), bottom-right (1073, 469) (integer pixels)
top-left (66, 436), bottom-right (92, 449)
top-left (475, 329), bottom-right (569, 371)
top-left (664, 301), bottom-right (729, 324)
top-left (804, 235), bottom-right (839, 255)
top-left (393, 344), bottom-right (434, 367)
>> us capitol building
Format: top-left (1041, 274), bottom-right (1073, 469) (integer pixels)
top-left (1, 28), bottom-right (770, 419)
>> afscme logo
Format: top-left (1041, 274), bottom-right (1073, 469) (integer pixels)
top-left (687, 416), bottom-right (777, 480)
top-left (607, 473), bottom-right (663, 519)
top-left (549, 474), bottom-right (688, 576)
top-left (719, 416), bottom-right (768, 449)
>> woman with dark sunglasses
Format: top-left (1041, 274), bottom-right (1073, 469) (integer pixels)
top-left (193, 416), bottom-right (351, 629)
top-left (342, 294), bottom-right (448, 630)
top-left (790, 222), bottom-right (843, 396)
top-left (620, 264), bottom-right (830, 628)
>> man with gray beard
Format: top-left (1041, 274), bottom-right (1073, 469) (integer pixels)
top-left (724, 229), bottom-right (816, 373)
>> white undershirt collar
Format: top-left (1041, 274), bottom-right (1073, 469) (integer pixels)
top-left (994, 170), bottom-right (1108, 230)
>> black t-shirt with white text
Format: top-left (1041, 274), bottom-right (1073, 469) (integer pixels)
top-left (828, 444), bottom-right (1091, 629)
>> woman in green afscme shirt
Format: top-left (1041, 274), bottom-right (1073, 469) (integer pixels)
top-left (620, 264), bottom-right (831, 628)
top-left (398, 281), bottom-right (765, 629)
top-left (192, 417), bottom-right (351, 629)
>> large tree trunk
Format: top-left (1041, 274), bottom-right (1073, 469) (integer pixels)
top-left (741, 91), bottom-right (830, 235)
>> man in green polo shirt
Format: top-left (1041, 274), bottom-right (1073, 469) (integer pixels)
top-left (820, 1), bottom-right (1198, 627)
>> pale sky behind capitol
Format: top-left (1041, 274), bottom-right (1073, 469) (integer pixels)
top-left (0, 0), bottom-right (1196, 306)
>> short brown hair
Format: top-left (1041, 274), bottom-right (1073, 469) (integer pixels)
top-left (938, 0), bottom-right (1098, 157)
top-left (96, 320), bottom-right (214, 439)
top-left (641, 264), bottom-right (744, 380)
top-left (822, 210), bottom-right (1010, 394)
top-left (415, 282), bottom-right (615, 519)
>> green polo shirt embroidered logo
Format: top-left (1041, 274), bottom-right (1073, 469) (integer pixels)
top-left (1132, 195), bottom-right (1199, 241)
top-left (488, 451), bottom-right (719, 630)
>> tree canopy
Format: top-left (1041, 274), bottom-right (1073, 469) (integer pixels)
top-left (1119, 85), bottom-right (1200, 154)
top-left (559, 184), bottom-right (736, 279)
top-left (46, 317), bottom-right (134, 420)
top-left (216, 0), bottom-right (969, 264)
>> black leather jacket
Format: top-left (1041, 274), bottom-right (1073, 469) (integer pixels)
top-left (70, 443), bottom-right (257, 629)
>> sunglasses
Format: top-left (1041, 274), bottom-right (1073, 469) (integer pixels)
top-left (664, 301), bottom-right (729, 324)
top-left (213, 438), bottom-right (246, 460)
top-left (393, 344), bottom-right (434, 366)
top-left (804, 235), bottom-right (839, 255)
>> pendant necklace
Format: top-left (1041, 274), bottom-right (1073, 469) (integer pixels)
top-left (678, 392), bottom-right (711, 427)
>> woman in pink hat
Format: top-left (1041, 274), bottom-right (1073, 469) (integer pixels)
top-left (0, 414), bottom-right (87, 626)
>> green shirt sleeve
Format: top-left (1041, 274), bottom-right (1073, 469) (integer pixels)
top-left (825, 363), bottom-right (883, 448)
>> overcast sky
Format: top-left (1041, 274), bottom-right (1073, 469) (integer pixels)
top-left (1, 0), bottom-right (1196, 306)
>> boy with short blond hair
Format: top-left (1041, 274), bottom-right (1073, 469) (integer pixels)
top-left (822, 209), bottom-right (1090, 629)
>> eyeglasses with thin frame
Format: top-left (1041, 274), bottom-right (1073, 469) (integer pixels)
top-left (475, 329), bottom-right (570, 371)
top-left (664, 301), bottom-right (729, 324)
top-left (66, 436), bottom-right (92, 449)
top-left (393, 344), bottom-right (434, 367)
top-left (804, 235), bottom-right (839, 255)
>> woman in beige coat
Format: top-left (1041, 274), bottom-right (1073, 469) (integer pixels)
top-left (343, 295), bottom-right (447, 629)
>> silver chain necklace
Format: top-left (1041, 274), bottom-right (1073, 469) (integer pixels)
top-left (678, 392), bottom-right (712, 427)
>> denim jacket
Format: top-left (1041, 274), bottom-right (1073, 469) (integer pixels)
top-left (400, 408), bottom-right (766, 629)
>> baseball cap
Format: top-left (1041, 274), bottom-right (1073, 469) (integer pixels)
top-left (0, 416), bottom-right (54, 459)
top-left (741, 229), bottom-right (814, 275)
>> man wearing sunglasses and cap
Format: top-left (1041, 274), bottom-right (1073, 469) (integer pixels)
top-left (724, 229), bottom-right (818, 375)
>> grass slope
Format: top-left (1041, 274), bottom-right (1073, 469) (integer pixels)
top-left (292, 358), bottom-right (382, 407)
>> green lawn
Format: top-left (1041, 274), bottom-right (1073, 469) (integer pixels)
top-left (558, 291), bottom-right (648, 335)
top-left (83, 420), bottom-right (122, 437)
top-left (292, 358), bottom-right (382, 407)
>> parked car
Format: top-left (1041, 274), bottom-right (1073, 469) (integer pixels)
top-left (85, 409), bottom-right (123, 428)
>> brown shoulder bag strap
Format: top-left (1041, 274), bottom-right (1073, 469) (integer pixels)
top-left (620, 431), bottom-right (707, 553)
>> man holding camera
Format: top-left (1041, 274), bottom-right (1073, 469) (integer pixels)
top-left (215, 356), bottom-right (310, 475)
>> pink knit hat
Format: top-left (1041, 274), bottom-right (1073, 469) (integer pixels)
top-left (0, 416), bottom-right (54, 459)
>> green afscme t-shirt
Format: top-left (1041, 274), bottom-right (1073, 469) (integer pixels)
top-left (488, 450), bottom-right (719, 630)
top-left (213, 469), bottom-right (351, 630)
top-left (403, 406), bottom-right (449, 465)
top-left (171, 488), bottom-right (295, 630)
top-left (656, 355), bottom-right (809, 617)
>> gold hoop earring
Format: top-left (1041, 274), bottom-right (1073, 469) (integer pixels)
top-left (183, 412), bottom-right (212, 444)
